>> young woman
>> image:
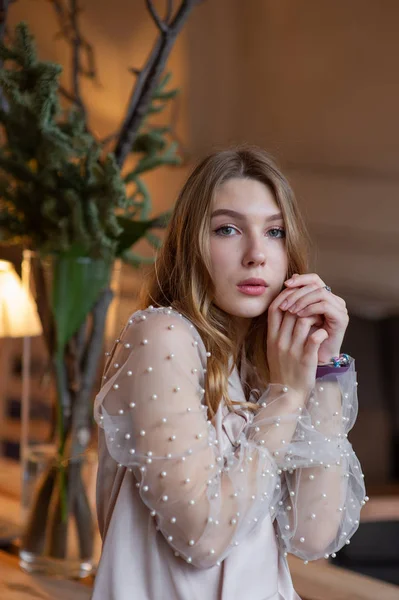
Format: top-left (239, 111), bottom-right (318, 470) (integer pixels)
top-left (92, 147), bottom-right (366, 600)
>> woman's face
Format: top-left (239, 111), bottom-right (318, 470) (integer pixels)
top-left (209, 177), bottom-right (288, 326)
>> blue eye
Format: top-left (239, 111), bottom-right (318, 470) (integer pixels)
top-left (268, 227), bottom-right (285, 239)
top-left (214, 225), bottom-right (238, 236)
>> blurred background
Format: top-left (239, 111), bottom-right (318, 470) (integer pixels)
top-left (0, 0), bottom-right (398, 591)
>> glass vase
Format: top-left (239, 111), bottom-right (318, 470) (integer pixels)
top-left (19, 250), bottom-right (121, 577)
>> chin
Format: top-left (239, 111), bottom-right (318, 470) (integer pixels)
top-left (219, 299), bottom-right (269, 319)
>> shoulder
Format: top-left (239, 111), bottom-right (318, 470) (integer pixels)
top-left (126, 305), bottom-right (199, 336)
top-left (121, 305), bottom-right (208, 359)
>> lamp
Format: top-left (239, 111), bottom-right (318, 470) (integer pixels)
top-left (0, 260), bottom-right (42, 338)
top-left (0, 260), bottom-right (42, 546)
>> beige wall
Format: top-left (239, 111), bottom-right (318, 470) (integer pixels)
top-left (186, 0), bottom-right (399, 318)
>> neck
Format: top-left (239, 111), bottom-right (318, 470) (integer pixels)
top-left (233, 316), bottom-right (252, 346)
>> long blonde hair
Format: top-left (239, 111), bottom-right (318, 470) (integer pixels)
top-left (139, 146), bottom-right (311, 418)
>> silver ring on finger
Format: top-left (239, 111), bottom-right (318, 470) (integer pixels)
top-left (324, 285), bottom-right (332, 293)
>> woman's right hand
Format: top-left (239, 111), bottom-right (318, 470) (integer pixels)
top-left (267, 294), bottom-right (329, 399)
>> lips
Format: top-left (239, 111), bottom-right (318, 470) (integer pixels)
top-left (237, 278), bottom-right (268, 297)
top-left (237, 278), bottom-right (267, 287)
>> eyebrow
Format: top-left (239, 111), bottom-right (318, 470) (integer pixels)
top-left (211, 209), bottom-right (283, 222)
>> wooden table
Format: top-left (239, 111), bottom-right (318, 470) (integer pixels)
top-left (287, 556), bottom-right (399, 600)
top-left (0, 550), bottom-right (91, 600)
top-left (0, 457), bottom-right (398, 600)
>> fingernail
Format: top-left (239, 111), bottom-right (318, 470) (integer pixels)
top-left (281, 300), bottom-right (288, 309)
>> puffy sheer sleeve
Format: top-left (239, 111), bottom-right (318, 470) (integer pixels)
top-left (94, 307), bottom-right (286, 569)
top-left (244, 360), bottom-right (367, 563)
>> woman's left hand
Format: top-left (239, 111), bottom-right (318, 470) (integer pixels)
top-left (279, 273), bottom-right (349, 364)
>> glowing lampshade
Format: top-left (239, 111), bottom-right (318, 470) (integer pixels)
top-left (0, 259), bottom-right (42, 338)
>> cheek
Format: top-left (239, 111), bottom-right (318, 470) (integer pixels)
top-left (270, 244), bottom-right (288, 268)
top-left (268, 247), bottom-right (289, 286)
top-left (209, 240), bottom-right (233, 275)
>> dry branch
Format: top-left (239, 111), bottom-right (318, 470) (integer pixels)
top-left (114, 0), bottom-right (198, 168)
top-left (49, 0), bottom-right (97, 119)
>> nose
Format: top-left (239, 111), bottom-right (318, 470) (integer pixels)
top-left (242, 237), bottom-right (266, 267)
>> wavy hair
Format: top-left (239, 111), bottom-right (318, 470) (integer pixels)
top-left (139, 146), bottom-right (311, 418)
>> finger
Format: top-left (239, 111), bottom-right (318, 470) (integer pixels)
top-left (290, 316), bottom-right (321, 353)
top-left (275, 311), bottom-right (298, 351)
top-left (303, 328), bottom-right (329, 362)
top-left (281, 283), bottom-right (321, 310)
top-left (285, 273), bottom-right (325, 289)
top-left (267, 299), bottom-right (286, 343)
top-left (267, 285), bottom-right (318, 341)
top-left (268, 286), bottom-right (301, 339)
top-left (296, 300), bottom-right (348, 325)
top-left (269, 287), bottom-right (299, 311)
top-left (287, 288), bottom-right (342, 314)
top-left (308, 316), bottom-right (324, 330)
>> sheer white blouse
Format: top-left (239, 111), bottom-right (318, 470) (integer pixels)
top-left (92, 306), bottom-right (366, 600)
